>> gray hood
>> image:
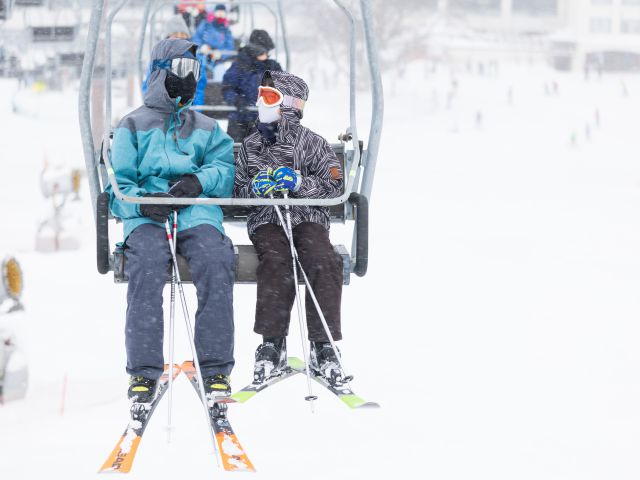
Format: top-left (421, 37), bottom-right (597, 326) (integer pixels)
top-left (162, 15), bottom-right (190, 39)
top-left (144, 38), bottom-right (198, 112)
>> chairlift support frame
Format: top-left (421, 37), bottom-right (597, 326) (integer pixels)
top-left (142, 0), bottom-right (290, 116)
top-left (79, 0), bottom-right (383, 283)
top-left (145, 1), bottom-right (288, 68)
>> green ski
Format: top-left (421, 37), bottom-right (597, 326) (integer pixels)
top-left (230, 357), bottom-right (304, 404)
top-left (288, 357), bottom-right (380, 409)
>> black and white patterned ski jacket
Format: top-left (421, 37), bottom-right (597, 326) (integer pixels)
top-left (233, 71), bottom-right (344, 237)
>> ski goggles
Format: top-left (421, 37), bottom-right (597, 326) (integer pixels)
top-left (257, 85), bottom-right (306, 110)
top-left (153, 56), bottom-right (201, 80)
top-left (257, 86), bottom-right (283, 106)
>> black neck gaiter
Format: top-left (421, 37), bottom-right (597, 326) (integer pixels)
top-left (165, 72), bottom-right (197, 103)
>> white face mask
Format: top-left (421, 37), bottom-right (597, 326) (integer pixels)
top-left (257, 102), bottom-right (281, 123)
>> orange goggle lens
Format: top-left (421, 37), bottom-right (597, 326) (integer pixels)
top-left (258, 86), bottom-right (283, 106)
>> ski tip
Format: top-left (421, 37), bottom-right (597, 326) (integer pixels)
top-left (340, 394), bottom-right (381, 409)
top-left (220, 456), bottom-right (257, 473)
top-left (216, 432), bottom-right (257, 472)
top-left (98, 435), bottom-right (141, 474)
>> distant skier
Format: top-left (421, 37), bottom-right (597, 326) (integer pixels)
top-left (192, 4), bottom-right (235, 63)
top-left (222, 29), bottom-right (282, 142)
top-left (621, 80), bottom-right (629, 97)
top-left (107, 38), bottom-right (236, 403)
top-left (233, 71), bottom-right (345, 382)
top-left (475, 110), bottom-right (483, 129)
top-left (175, 0), bottom-right (207, 30)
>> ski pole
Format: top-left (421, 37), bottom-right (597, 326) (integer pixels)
top-left (270, 194), bottom-right (317, 410)
top-left (166, 211), bottom-right (177, 442)
top-left (163, 219), bottom-right (220, 463)
top-left (273, 194), bottom-right (353, 384)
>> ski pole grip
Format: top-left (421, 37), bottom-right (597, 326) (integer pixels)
top-left (348, 192), bottom-right (368, 277)
top-left (97, 191), bottom-right (111, 275)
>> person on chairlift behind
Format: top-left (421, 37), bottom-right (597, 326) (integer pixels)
top-left (233, 70), bottom-right (346, 383)
top-left (192, 3), bottom-right (235, 80)
top-left (222, 29), bottom-right (282, 142)
top-left (175, 0), bottom-right (207, 31)
top-left (107, 38), bottom-right (236, 404)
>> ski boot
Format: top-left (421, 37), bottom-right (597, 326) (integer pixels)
top-left (310, 341), bottom-right (350, 385)
top-left (128, 375), bottom-right (158, 404)
top-left (253, 337), bottom-right (287, 383)
top-left (202, 374), bottom-right (231, 404)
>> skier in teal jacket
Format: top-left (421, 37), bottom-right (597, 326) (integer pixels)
top-left (107, 38), bottom-right (236, 403)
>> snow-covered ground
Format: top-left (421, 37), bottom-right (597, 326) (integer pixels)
top-left (2, 58), bottom-right (640, 480)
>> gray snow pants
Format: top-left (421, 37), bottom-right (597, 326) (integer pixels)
top-left (124, 223), bottom-right (235, 380)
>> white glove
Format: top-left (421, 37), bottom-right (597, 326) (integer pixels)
top-left (199, 44), bottom-right (212, 55)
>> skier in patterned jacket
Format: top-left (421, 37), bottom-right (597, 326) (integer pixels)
top-left (233, 70), bottom-right (345, 381)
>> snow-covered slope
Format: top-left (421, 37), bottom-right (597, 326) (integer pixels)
top-left (2, 60), bottom-right (640, 480)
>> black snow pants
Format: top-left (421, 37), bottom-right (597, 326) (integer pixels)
top-left (251, 222), bottom-right (343, 342)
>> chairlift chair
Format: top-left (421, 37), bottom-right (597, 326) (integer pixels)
top-left (79, 0), bottom-right (383, 287)
top-left (22, 2), bottom-right (80, 43)
top-left (146, 0), bottom-right (288, 121)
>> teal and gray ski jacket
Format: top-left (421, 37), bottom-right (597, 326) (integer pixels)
top-left (107, 38), bottom-right (234, 240)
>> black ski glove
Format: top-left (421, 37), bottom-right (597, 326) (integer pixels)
top-left (140, 192), bottom-right (173, 223)
top-left (168, 173), bottom-right (203, 198)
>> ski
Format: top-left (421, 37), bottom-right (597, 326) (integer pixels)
top-left (229, 357), bottom-right (304, 404)
top-left (180, 361), bottom-right (256, 472)
top-left (289, 357), bottom-right (380, 409)
top-left (99, 363), bottom-right (181, 474)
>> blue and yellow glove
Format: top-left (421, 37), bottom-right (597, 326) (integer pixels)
top-left (252, 168), bottom-right (276, 197)
top-left (273, 166), bottom-right (300, 192)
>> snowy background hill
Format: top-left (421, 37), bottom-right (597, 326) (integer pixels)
top-left (2, 1), bottom-right (640, 479)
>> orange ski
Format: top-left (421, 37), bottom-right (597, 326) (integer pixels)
top-left (181, 361), bottom-right (256, 472)
top-left (99, 364), bottom-right (181, 474)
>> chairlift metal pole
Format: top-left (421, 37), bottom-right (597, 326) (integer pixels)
top-left (333, 0), bottom-right (362, 267)
top-left (78, 0), bottom-right (105, 220)
top-left (275, 0), bottom-right (289, 71)
top-left (105, 0), bottom-right (131, 141)
top-left (359, 0), bottom-right (384, 202)
top-left (137, 0), bottom-right (153, 88)
top-left (333, 0), bottom-right (360, 157)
